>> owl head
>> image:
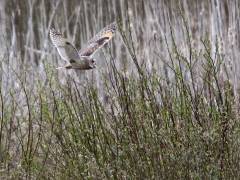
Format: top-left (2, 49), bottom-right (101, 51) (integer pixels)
top-left (89, 58), bottom-right (96, 68)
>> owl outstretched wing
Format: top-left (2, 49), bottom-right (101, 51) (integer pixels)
top-left (50, 29), bottom-right (81, 62)
top-left (79, 22), bottom-right (117, 57)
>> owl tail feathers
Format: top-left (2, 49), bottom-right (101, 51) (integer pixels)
top-left (56, 64), bottom-right (72, 69)
top-left (56, 66), bottom-right (64, 69)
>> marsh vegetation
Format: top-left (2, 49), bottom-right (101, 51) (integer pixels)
top-left (0, 0), bottom-right (240, 179)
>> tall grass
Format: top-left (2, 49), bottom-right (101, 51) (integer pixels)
top-left (0, 0), bottom-right (240, 179)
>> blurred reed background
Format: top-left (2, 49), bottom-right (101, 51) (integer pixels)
top-left (1, 0), bottom-right (239, 90)
top-left (0, 0), bottom-right (240, 179)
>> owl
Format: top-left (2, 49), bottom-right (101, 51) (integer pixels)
top-left (50, 22), bottom-right (117, 70)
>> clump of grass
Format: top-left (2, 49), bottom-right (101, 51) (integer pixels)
top-left (0, 2), bottom-right (240, 180)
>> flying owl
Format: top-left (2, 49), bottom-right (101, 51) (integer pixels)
top-left (50, 22), bottom-right (117, 70)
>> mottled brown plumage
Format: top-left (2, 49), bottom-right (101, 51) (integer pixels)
top-left (50, 22), bottom-right (117, 70)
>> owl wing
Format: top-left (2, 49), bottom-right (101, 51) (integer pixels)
top-left (79, 22), bottom-right (117, 57)
top-left (50, 29), bottom-right (81, 62)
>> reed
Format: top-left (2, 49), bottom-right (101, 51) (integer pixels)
top-left (0, 0), bottom-right (240, 179)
